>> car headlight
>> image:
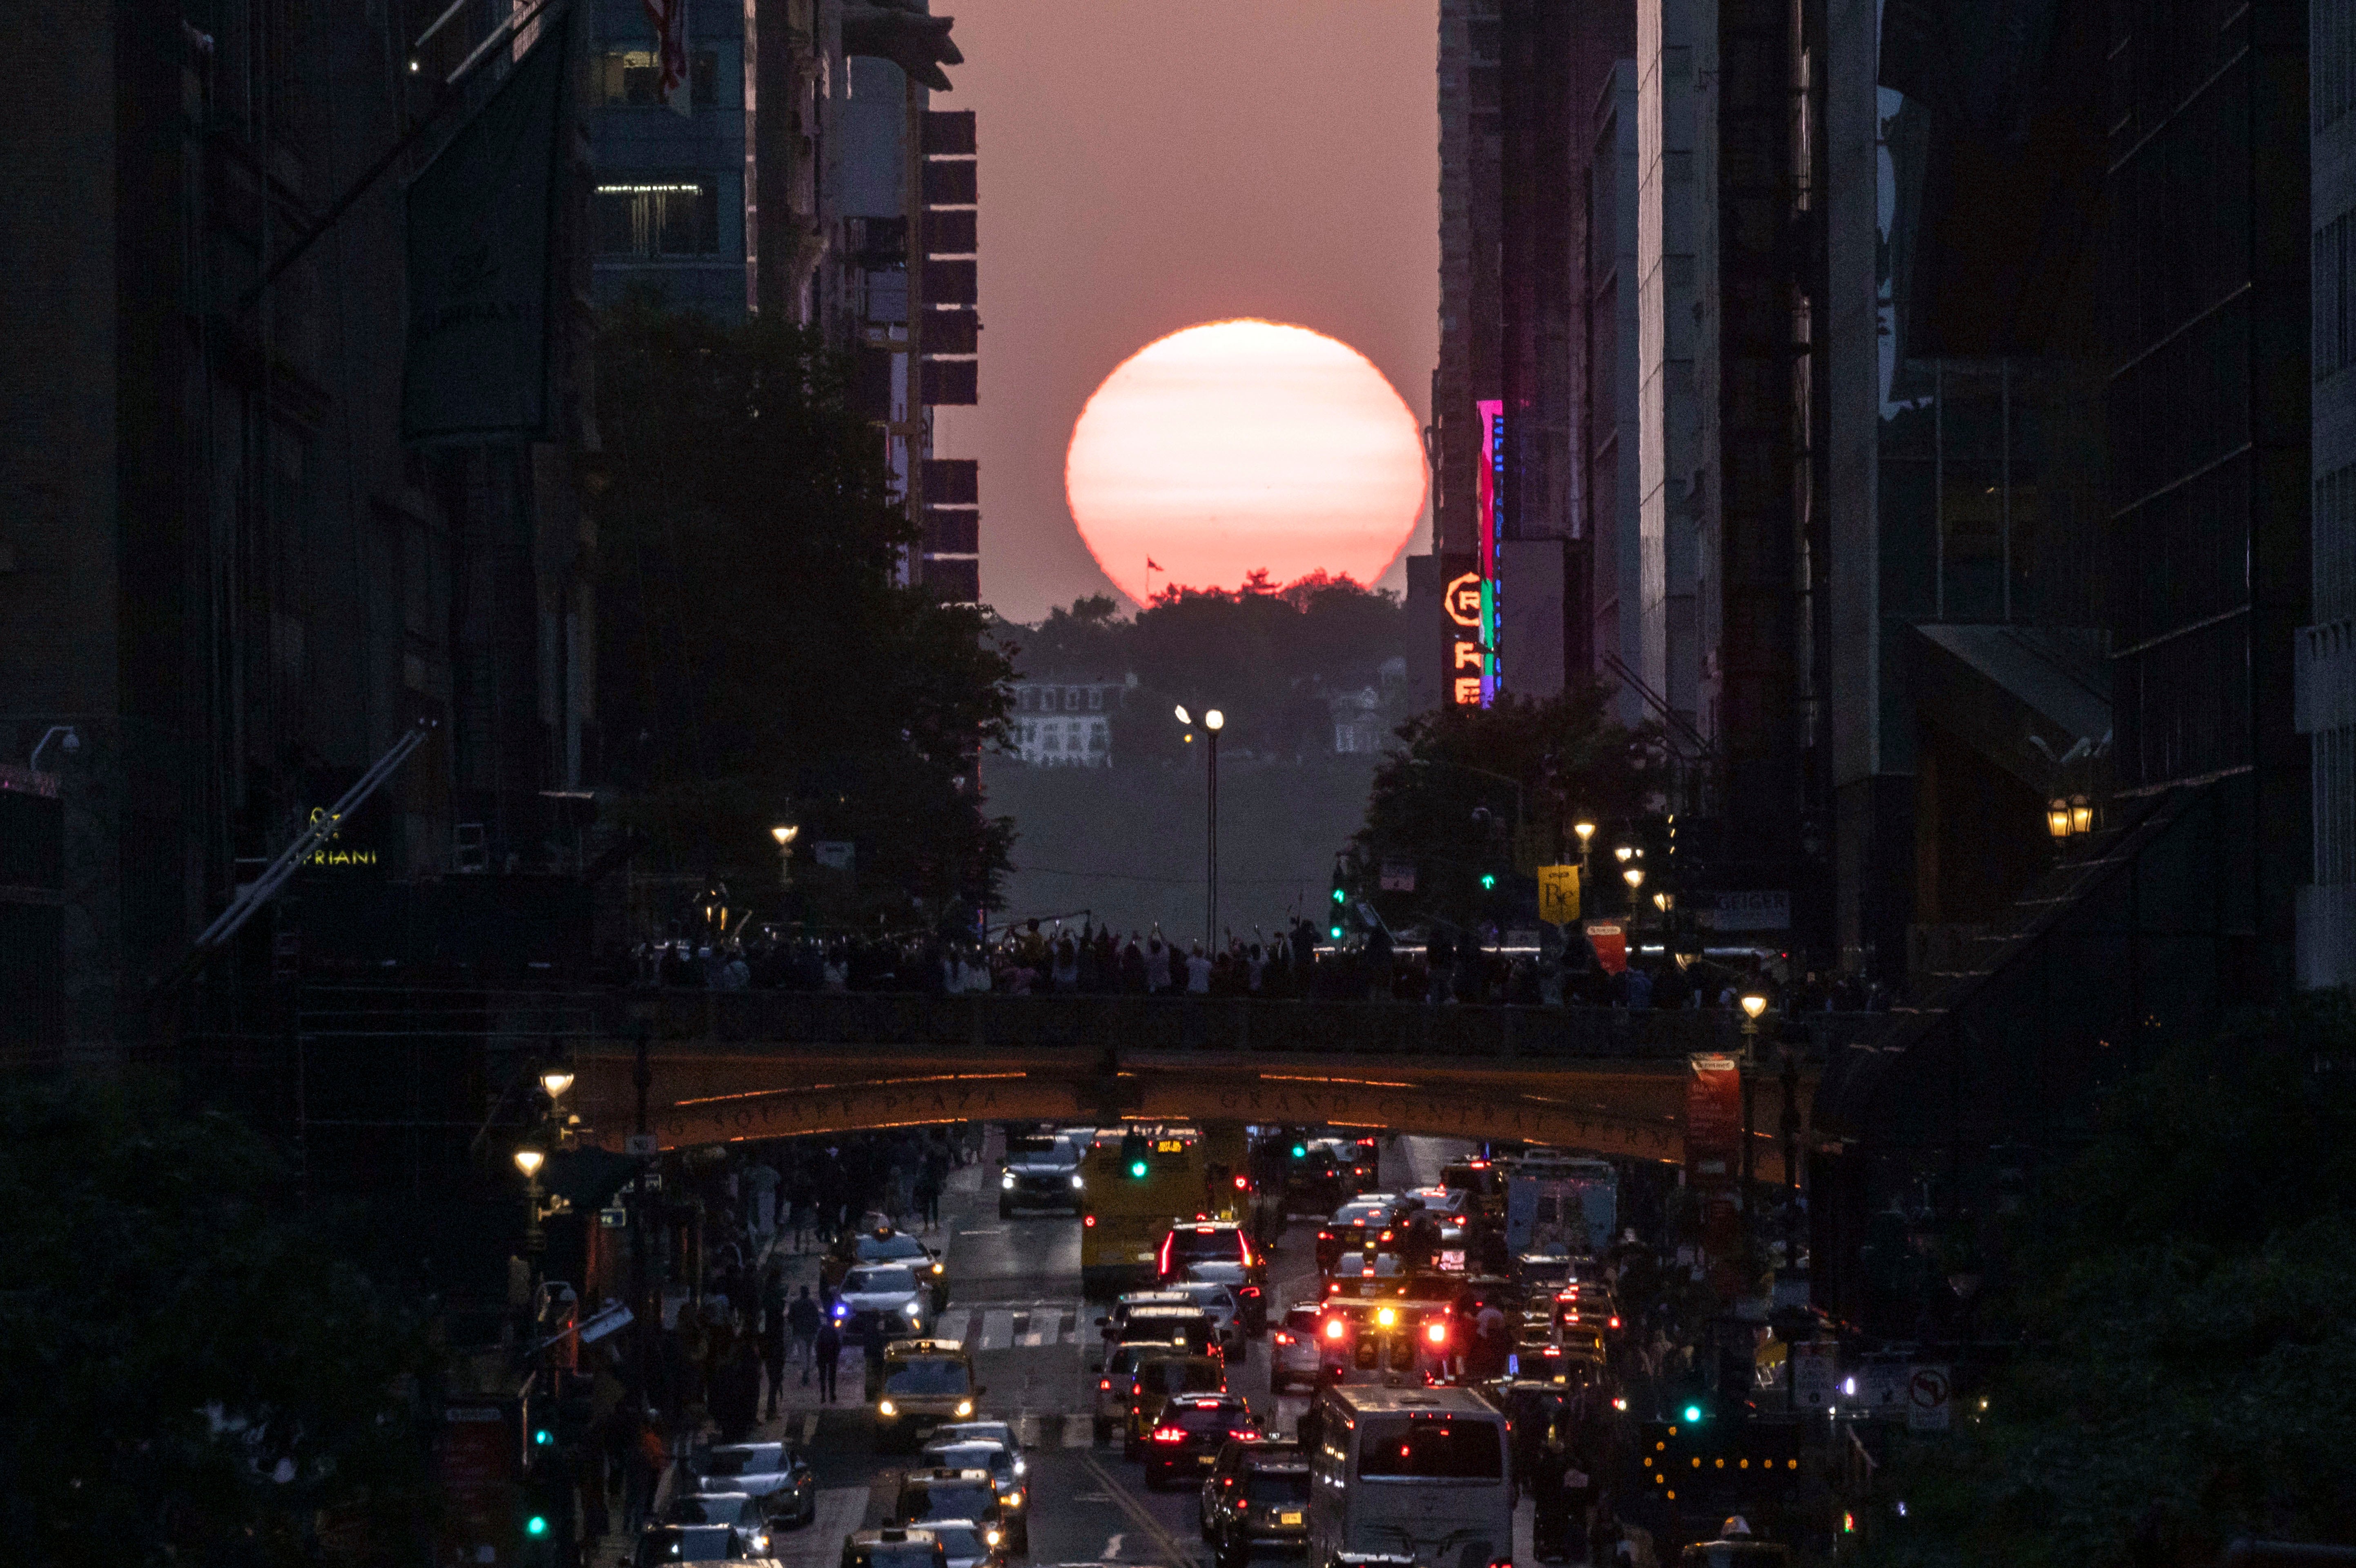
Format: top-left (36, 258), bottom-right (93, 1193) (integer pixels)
top-left (986, 1530), bottom-right (1002, 1547)
top-left (753, 1536), bottom-right (770, 1553)
top-left (1013, 1459), bottom-right (1027, 1477)
top-left (932, 1262), bottom-right (945, 1274)
top-left (1002, 1174), bottom-right (1016, 1189)
top-left (878, 1399), bottom-right (898, 1417)
top-left (1005, 1491), bottom-right (1024, 1509)
top-left (905, 1301), bottom-right (924, 1317)
top-left (1071, 1174), bottom-right (1085, 1189)
top-left (955, 1399), bottom-right (974, 1417)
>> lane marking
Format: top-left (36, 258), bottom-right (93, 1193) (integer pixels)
top-left (980, 1310), bottom-right (1016, 1351)
top-left (799, 1410), bottom-right (820, 1444)
top-left (1079, 1452), bottom-right (1203, 1568)
top-left (1103, 1534), bottom-right (1125, 1559)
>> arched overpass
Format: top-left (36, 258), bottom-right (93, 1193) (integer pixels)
top-left (566, 993), bottom-right (1858, 1185)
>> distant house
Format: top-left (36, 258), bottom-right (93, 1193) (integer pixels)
top-left (1330, 686), bottom-right (1387, 755)
top-left (1011, 677), bottom-right (1127, 767)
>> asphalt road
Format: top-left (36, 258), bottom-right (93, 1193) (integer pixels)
top-left (630, 1132), bottom-right (1488, 1568)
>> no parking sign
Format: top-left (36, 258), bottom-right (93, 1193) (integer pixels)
top-left (1907, 1365), bottom-right (1952, 1432)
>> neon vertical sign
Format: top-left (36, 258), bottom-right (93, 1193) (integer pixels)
top-left (1472, 397), bottom-right (1503, 706)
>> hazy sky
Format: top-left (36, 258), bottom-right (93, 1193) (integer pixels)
top-left (929, 0), bottom-right (1441, 626)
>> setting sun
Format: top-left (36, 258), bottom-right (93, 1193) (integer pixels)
top-left (1063, 320), bottom-right (1427, 606)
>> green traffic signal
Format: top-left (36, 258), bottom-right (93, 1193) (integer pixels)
top-left (1683, 1404), bottom-right (1704, 1423)
top-left (1129, 1159), bottom-right (1148, 1178)
top-left (1291, 1143), bottom-right (1308, 1158)
top-left (1331, 886), bottom-right (1346, 904)
top-left (525, 1516), bottom-right (549, 1538)
top-left (1480, 873), bottom-right (1497, 890)
top-left (532, 1427), bottom-right (553, 1448)
top-left (1328, 924), bottom-right (1344, 940)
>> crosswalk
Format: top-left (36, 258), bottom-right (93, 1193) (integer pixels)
top-left (927, 1298), bottom-right (1087, 1352)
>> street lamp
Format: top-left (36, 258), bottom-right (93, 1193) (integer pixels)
top-left (2069, 795), bottom-right (2093, 835)
top-left (514, 1144), bottom-right (547, 1256)
top-left (1737, 991), bottom-right (1770, 1209)
top-left (1176, 704), bottom-right (1224, 948)
top-left (539, 1068), bottom-right (574, 1100)
top-left (1621, 863), bottom-right (1645, 916)
top-left (770, 822), bottom-right (800, 886)
top-left (2045, 798), bottom-right (2073, 840)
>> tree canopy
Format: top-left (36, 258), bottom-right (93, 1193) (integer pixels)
top-left (999, 573), bottom-right (1407, 764)
top-left (1347, 686), bottom-right (1658, 933)
top-left (590, 295), bottom-right (1014, 923)
top-left (0, 1078), bottom-right (431, 1567)
top-left (1861, 996), bottom-right (2356, 1568)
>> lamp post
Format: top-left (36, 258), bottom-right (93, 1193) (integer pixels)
top-left (1621, 863), bottom-right (1645, 918)
top-left (1738, 991), bottom-right (1768, 1222)
top-left (770, 823), bottom-right (799, 886)
top-left (1572, 818), bottom-right (1596, 905)
top-left (1176, 705), bottom-right (1225, 947)
top-left (515, 1144), bottom-right (548, 1258)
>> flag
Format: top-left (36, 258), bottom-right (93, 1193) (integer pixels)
top-left (1146, 557), bottom-right (1163, 571)
top-left (402, 11), bottom-right (570, 443)
top-left (642, 0), bottom-right (691, 115)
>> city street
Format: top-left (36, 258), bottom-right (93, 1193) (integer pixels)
top-left (630, 1135), bottom-right (1505, 1568)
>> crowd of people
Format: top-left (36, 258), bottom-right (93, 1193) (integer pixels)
top-left (626, 919), bottom-right (1893, 1013)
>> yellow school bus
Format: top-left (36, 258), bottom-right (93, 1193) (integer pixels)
top-left (1079, 1121), bottom-right (1250, 1298)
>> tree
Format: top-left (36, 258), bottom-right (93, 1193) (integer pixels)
top-left (1349, 688), bottom-right (1656, 934)
top-left (590, 294), bottom-right (1014, 923)
top-left (1861, 995), bottom-right (2356, 1568)
top-left (0, 1078), bottom-right (432, 1567)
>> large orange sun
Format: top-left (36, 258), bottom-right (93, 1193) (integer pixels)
top-left (1064, 320), bottom-right (1427, 606)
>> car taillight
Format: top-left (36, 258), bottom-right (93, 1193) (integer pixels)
top-left (1426, 1322), bottom-right (1449, 1345)
top-left (1317, 1231), bottom-right (1332, 1241)
top-left (1152, 1427), bottom-right (1186, 1443)
top-left (1324, 1318), bottom-right (1346, 1341)
top-left (1273, 1332), bottom-right (1294, 1345)
top-left (1157, 1231), bottom-right (1173, 1276)
top-left (1084, 1215), bottom-right (1095, 1227)
top-left (1234, 1175), bottom-right (1249, 1190)
top-left (1609, 1316), bottom-right (1622, 1330)
top-left (1099, 1379), bottom-right (1110, 1390)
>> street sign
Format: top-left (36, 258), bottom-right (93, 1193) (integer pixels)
top-left (1536, 864), bottom-right (1581, 924)
top-left (1855, 1359), bottom-right (1909, 1416)
top-left (625, 1133), bottom-right (657, 1157)
top-left (1791, 1342), bottom-right (1837, 1410)
top-left (1380, 860), bottom-right (1417, 892)
top-left (1908, 1365), bottom-right (1953, 1432)
top-left (1584, 921), bottom-right (1626, 973)
top-left (814, 840), bottom-right (855, 871)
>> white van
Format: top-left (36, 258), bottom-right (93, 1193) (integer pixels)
top-left (1306, 1386), bottom-right (1511, 1568)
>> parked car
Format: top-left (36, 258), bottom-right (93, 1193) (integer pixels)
top-left (683, 1441), bottom-right (815, 1526)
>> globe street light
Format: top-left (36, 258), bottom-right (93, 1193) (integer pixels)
top-left (770, 822), bottom-right (800, 886)
top-left (1736, 991), bottom-right (1770, 1207)
top-left (1176, 705), bottom-right (1224, 948)
top-left (1621, 862), bottom-right (1645, 917)
top-left (514, 1144), bottom-right (548, 1256)
top-left (539, 1069), bottom-right (574, 1100)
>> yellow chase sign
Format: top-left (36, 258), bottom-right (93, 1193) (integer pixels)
top-left (1536, 864), bottom-right (1581, 924)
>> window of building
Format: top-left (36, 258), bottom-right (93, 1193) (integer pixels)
top-left (593, 178), bottom-right (721, 258)
top-left (1088, 688), bottom-right (1103, 710)
top-left (1065, 688), bottom-right (1081, 710)
top-left (594, 49), bottom-right (719, 108)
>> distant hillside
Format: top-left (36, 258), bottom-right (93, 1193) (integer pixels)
top-left (983, 751), bottom-right (1381, 941)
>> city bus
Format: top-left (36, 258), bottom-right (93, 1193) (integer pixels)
top-left (1079, 1121), bottom-right (1250, 1298)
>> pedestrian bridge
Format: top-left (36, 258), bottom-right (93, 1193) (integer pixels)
top-left (567, 993), bottom-right (1865, 1185)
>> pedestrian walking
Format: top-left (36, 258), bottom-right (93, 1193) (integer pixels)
top-left (789, 1285), bottom-right (822, 1383)
top-left (813, 1319), bottom-right (843, 1403)
top-left (760, 1268), bottom-right (790, 1421)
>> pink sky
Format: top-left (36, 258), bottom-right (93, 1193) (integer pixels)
top-left (926, 1), bottom-right (1440, 625)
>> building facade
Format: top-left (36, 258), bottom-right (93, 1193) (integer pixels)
top-left (2307, 0), bottom-right (2356, 989)
top-left (1010, 680), bottom-right (1126, 768)
top-left (582, 0), bottom-right (982, 601)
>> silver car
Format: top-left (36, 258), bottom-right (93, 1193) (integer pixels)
top-left (932, 1419), bottom-right (1028, 1477)
top-left (1268, 1303), bottom-right (1324, 1394)
top-left (921, 1439), bottom-right (1029, 1551)
top-left (1168, 1277), bottom-right (1245, 1354)
top-left (687, 1441), bottom-right (814, 1526)
top-left (834, 1263), bottom-right (932, 1341)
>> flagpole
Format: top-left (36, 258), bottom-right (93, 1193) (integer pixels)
top-left (241, 0), bottom-right (573, 307)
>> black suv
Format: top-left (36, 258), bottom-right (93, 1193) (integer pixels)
top-left (1200, 1443), bottom-right (1310, 1568)
top-left (1139, 1392), bottom-right (1260, 1490)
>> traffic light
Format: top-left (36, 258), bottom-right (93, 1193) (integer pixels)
top-left (524, 1515), bottom-right (550, 1539)
top-left (1683, 1403), bottom-right (1704, 1423)
top-left (1480, 872), bottom-right (1498, 890)
top-left (1121, 1129), bottom-right (1148, 1179)
top-left (1291, 1142), bottom-right (1308, 1159)
top-left (1329, 861), bottom-right (1349, 940)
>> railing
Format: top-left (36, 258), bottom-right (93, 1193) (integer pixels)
top-left (605, 989), bottom-right (1887, 1063)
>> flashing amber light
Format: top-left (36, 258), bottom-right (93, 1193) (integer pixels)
top-left (1375, 1307), bottom-right (1396, 1328)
